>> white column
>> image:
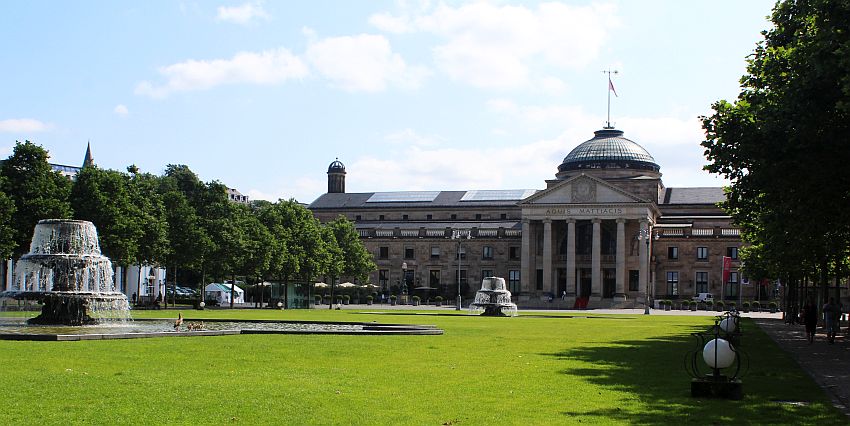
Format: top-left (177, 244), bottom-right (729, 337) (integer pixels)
top-left (543, 219), bottom-right (552, 295)
top-left (615, 219), bottom-right (626, 301)
top-left (520, 219), bottom-right (531, 292)
top-left (639, 220), bottom-right (648, 305)
top-left (591, 218), bottom-right (601, 300)
top-left (566, 220), bottom-right (576, 297)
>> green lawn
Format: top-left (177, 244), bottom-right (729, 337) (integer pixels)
top-left (0, 309), bottom-right (845, 425)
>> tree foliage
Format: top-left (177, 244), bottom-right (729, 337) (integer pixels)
top-left (0, 141), bottom-right (72, 257)
top-left (701, 0), bottom-right (850, 293)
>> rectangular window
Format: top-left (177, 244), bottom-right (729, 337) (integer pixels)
top-left (668, 246), bottom-right (678, 260)
top-left (451, 214), bottom-right (457, 220)
top-left (475, 213), bottom-right (482, 220)
top-left (536, 269), bottom-right (544, 291)
top-left (457, 247), bottom-right (466, 261)
top-left (402, 214), bottom-right (409, 221)
top-left (727, 247), bottom-right (738, 260)
top-left (430, 246), bottom-right (440, 259)
top-left (629, 270), bottom-right (640, 291)
top-left (379, 269), bottom-right (389, 288)
top-left (355, 215), bottom-right (361, 221)
top-left (695, 271), bottom-right (709, 294)
top-left (697, 247), bottom-right (708, 261)
top-left (481, 269), bottom-right (494, 279)
top-left (404, 247), bottom-right (414, 259)
top-left (426, 214), bottom-right (433, 220)
top-left (429, 270), bottom-right (440, 287)
top-left (379, 214), bottom-right (385, 221)
top-left (379, 247), bottom-right (389, 259)
top-left (500, 213), bottom-right (507, 220)
top-left (459, 270), bottom-right (468, 286)
top-left (509, 246), bottom-right (520, 260)
top-left (483, 246), bottom-right (494, 260)
top-left (666, 271), bottom-right (679, 296)
top-left (509, 270), bottom-right (520, 293)
top-left (726, 271), bottom-right (739, 298)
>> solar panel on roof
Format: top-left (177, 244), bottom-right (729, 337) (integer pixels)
top-left (366, 191), bottom-right (440, 203)
top-left (460, 189), bottom-right (537, 201)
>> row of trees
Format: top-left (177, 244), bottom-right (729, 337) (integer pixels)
top-left (701, 0), bottom-right (850, 313)
top-left (0, 141), bottom-right (376, 306)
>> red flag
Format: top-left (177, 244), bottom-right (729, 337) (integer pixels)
top-left (608, 77), bottom-right (618, 97)
top-left (722, 256), bottom-right (732, 284)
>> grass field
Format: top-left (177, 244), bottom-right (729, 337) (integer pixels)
top-left (0, 308), bottom-right (845, 425)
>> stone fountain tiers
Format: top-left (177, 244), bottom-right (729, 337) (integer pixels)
top-left (4, 219), bottom-right (130, 326)
top-left (470, 277), bottom-right (518, 317)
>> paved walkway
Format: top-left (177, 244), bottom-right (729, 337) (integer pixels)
top-left (753, 318), bottom-right (850, 417)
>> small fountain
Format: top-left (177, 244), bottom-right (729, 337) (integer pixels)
top-left (469, 277), bottom-right (518, 317)
top-left (0, 219), bottom-right (130, 325)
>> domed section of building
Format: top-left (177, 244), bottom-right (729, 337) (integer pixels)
top-left (328, 159), bottom-right (346, 173)
top-left (556, 128), bottom-right (659, 180)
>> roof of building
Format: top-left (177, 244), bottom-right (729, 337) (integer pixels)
top-left (310, 189), bottom-right (539, 209)
top-left (660, 187), bottom-right (726, 205)
top-left (558, 128), bottom-right (659, 172)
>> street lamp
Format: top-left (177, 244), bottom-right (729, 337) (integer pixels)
top-left (452, 229), bottom-right (471, 311)
top-left (637, 227), bottom-right (659, 315)
top-left (401, 262), bottom-right (408, 297)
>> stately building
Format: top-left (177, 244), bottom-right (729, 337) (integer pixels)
top-left (309, 128), bottom-right (756, 308)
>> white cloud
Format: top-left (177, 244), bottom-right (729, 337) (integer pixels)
top-left (370, 2), bottom-right (619, 89)
top-left (216, 2), bottom-right (270, 25)
top-left (306, 34), bottom-right (429, 92)
top-left (114, 104), bottom-right (129, 117)
top-left (368, 12), bottom-right (413, 34)
top-left (383, 128), bottom-right (442, 147)
top-left (0, 118), bottom-right (52, 133)
top-left (135, 48), bottom-right (308, 98)
top-left (539, 76), bottom-right (568, 93)
top-left (348, 135), bottom-right (568, 193)
top-left (249, 177), bottom-right (325, 204)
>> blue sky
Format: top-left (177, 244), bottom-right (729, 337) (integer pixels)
top-left (1, 1), bottom-right (775, 203)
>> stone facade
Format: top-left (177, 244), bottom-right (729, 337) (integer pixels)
top-left (309, 127), bottom-right (756, 308)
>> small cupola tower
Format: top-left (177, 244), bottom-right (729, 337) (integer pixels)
top-left (327, 158), bottom-right (346, 193)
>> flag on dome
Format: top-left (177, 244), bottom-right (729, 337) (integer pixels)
top-left (608, 77), bottom-right (618, 97)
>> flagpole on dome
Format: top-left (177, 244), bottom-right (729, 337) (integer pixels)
top-left (603, 68), bottom-right (619, 129)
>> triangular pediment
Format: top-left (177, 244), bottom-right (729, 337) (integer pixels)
top-left (520, 174), bottom-right (648, 205)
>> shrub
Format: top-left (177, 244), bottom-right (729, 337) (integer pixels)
top-left (314, 295), bottom-right (322, 303)
top-left (742, 302), bottom-right (750, 309)
top-left (343, 294), bottom-right (350, 301)
top-left (366, 295), bottom-right (373, 302)
top-left (390, 294), bottom-right (397, 300)
top-left (752, 301), bottom-right (761, 308)
top-left (412, 295), bottom-right (421, 301)
top-left (435, 296), bottom-right (443, 302)
top-left (727, 302), bottom-right (736, 310)
top-left (336, 295), bottom-right (343, 302)
top-left (769, 301), bottom-right (778, 309)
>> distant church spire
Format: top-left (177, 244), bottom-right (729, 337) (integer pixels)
top-left (82, 141), bottom-right (94, 168)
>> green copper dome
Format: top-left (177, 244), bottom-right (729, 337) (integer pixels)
top-left (558, 128), bottom-right (659, 172)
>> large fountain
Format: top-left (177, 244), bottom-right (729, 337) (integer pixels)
top-left (0, 219), bottom-right (130, 325)
top-left (469, 277), bottom-right (518, 317)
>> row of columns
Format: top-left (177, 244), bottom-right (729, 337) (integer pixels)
top-left (521, 218), bottom-right (650, 300)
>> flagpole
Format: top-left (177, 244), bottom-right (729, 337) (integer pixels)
top-left (603, 69), bottom-right (618, 128)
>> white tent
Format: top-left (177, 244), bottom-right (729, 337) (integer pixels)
top-left (205, 283), bottom-right (245, 305)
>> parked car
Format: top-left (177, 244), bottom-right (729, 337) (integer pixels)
top-left (693, 293), bottom-right (715, 303)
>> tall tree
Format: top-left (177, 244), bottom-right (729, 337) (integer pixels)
top-left (70, 166), bottom-right (140, 264)
top-left (0, 141), bottom-right (72, 257)
top-left (0, 183), bottom-right (16, 260)
top-left (327, 215), bottom-right (376, 283)
top-left (701, 0), bottom-right (850, 307)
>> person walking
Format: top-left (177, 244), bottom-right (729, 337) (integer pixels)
top-left (802, 298), bottom-right (818, 344)
top-left (823, 297), bottom-right (839, 344)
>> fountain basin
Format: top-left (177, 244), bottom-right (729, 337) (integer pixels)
top-left (0, 318), bottom-right (443, 341)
